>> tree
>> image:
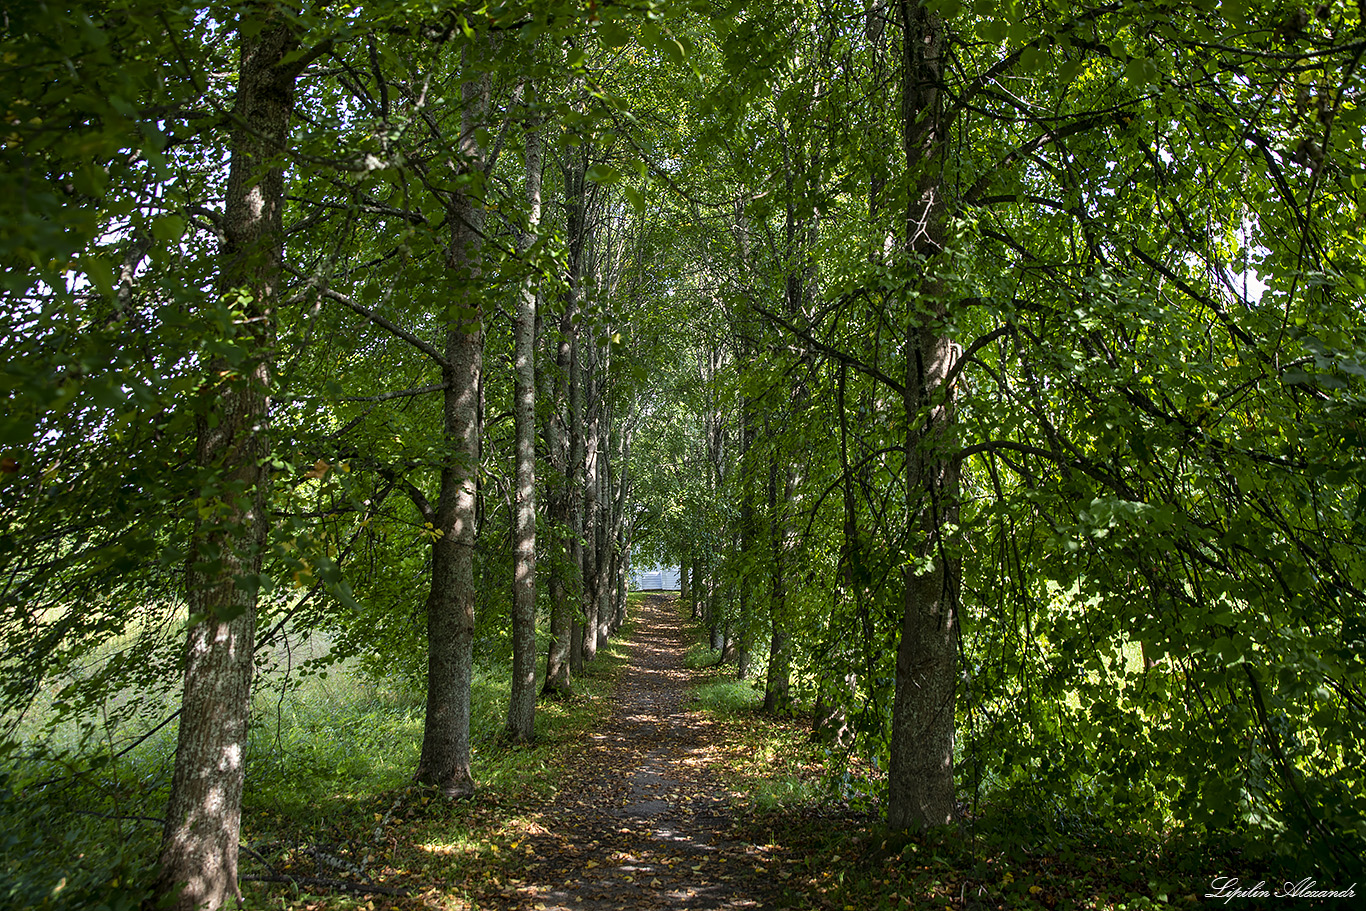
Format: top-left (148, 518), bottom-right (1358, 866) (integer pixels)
top-left (153, 6), bottom-right (340, 906)
top-left (886, 0), bottom-right (958, 831)
top-left (409, 35), bottom-right (494, 799)
top-left (507, 110), bottom-right (544, 743)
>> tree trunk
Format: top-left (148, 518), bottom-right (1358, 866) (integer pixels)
top-left (415, 55), bottom-right (490, 798)
top-left (605, 416), bottom-right (631, 636)
top-left (154, 15), bottom-right (295, 911)
top-left (764, 449), bottom-right (791, 714)
top-left (506, 117), bottom-right (542, 743)
top-left (736, 392), bottom-right (756, 681)
top-left (594, 394), bottom-right (613, 650)
top-left (543, 151), bottom-right (587, 699)
top-left (887, 0), bottom-right (959, 831)
top-left (692, 554), bottom-right (704, 620)
top-left (569, 321), bottom-right (585, 679)
top-left (581, 338), bottom-right (600, 664)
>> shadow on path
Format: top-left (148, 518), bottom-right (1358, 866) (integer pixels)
top-left (488, 593), bottom-right (779, 911)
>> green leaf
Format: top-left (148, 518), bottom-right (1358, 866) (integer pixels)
top-left (1125, 55), bottom-right (1158, 87)
top-left (980, 18), bottom-right (1008, 43)
top-left (83, 255), bottom-right (116, 296)
top-left (586, 163), bottom-right (623, 185)
top-left (151, 214), bottom-right (185, 243)
top-left (598, 21), bottom-right (630, 49)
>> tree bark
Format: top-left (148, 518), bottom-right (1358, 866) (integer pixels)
top-left (606, 415), bottom-right (632, 635)
top-left (594, 388), bottom-right (613, 650)
top-left (736, 393), bottom-right (756, 681)
top-left (581, 337), bottom-right (600, 664)
top-left (764, 448), bottom-right (791, 714)
top-left (154, 14), bottom-right (295, 911)
top-left (887, 0), bottom-right (959, 831)
top-left (691, 554), bottom-right (704, 620)
top-left (564, 150), bottom-right (589, 682)
top-left (568, 323), bottom-right (586, 679)
top-left (415, 53), bottom-right (490, 798)
top-left (505, 116), bottom-right (542, 743)
top-left (542, 151), bottom-right (587, 698)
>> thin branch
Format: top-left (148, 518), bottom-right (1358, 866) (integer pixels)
top-left (309, 284), bottom-right (449, 369)
top-left (341, 383), bottom-right (446, 403)
top-left (239, 875), bottom-right (409, 898)
top-left (750, 301), bottom-right (906, 397)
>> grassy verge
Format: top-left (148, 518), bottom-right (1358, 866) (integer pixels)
top-left (238, 616), bottom-right (635, 910)
top-left (2, 607), bottom-right (638, 911)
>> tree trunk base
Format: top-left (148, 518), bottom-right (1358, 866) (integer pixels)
top-left (540, 680), bottom-right (574, 700)
top-left (415, 771), bottom-right (476, 800)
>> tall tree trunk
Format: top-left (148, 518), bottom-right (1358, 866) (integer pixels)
top-left (764, 448), bottom-right (791, 713)
top-left (763, 113), bottom-right (815, 715)
top-left (887, 0), bottom-right (959, 831)
top-left (606, 417), bottom-right (631, 635)
top-left (692, 554), bottom-right (704, 620)
top-left (415, 55), bottom-right (490, 798)
top-left (736, 393), bottom-right (756, 681)
top-left (581, 337), bottom-right (600, 664)
top-left (506, 116), bottom-right (542, 742)
top-left (543, 151), bottom-right (587, 698)
top-left (594, 389), bottom-right (613, 650)
top-left (733, 199), bottom-right (757, 682)
top-left (568, 321), bottom-right (585, 678)
top-left (154, 15), bottom-right (296, 911)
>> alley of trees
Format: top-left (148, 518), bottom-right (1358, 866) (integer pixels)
top-left (2, 0), bottom-right (1365, 908)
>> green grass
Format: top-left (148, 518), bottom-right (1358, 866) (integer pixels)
top-left (691, 677), bottom-right (763, 714)
top-left (2, 609), bottom-right (638, 911)
top-left (237, 621), bottom-right (635, 907)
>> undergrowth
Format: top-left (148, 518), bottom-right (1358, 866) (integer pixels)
top-left (2, 607), bottom-right (638, 911)
top-left (681, 613), bottom-right (1308, 910)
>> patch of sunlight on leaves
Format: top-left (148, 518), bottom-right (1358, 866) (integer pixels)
top-left (693, 678), bottom-right (762, 714)
top-left (683, 643), bottom-right (722, 668)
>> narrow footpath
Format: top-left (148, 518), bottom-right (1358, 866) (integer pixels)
top-left (485, 593), bottom-right (782, 911)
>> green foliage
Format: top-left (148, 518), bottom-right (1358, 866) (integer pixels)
top-left (4, 0), bottom-right (1366, 892)
top-left (692, 677), bottom-right (760, 713)
top-left (0, 744), bottom-right (163, 911)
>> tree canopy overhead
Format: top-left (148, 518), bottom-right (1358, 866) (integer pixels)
top-left (2, 0), bottom-right (1365, 905)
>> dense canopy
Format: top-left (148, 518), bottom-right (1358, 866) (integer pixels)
top-left (2, 0), bottom-right (1364, 907)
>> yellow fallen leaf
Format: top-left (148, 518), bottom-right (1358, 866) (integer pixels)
top-left (585, 860), bottom-right (598, 869)
top-left (1030, 885), bottom-right (1043, 895)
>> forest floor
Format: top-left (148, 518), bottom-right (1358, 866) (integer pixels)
top-left (243, 592), bottom-right (1261, 911)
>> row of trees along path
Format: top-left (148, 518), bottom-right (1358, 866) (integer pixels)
top-left (6, 3), bottom-right (1364, 907)
top-left (490, 593), bottom-right (783, 911)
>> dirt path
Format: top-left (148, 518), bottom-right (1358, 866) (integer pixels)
top-left (486, 593), bottom-right (781, 911)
